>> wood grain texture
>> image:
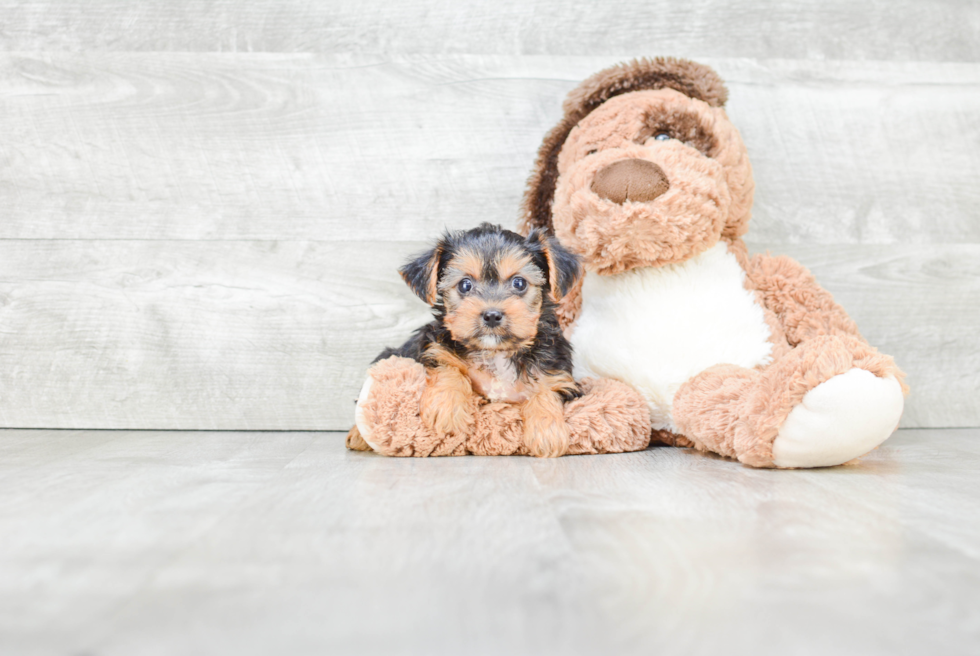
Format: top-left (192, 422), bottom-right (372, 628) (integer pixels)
top-left (0, 427), bottom-right (977, 655)
top-left (1, 0), bottom-right (978, 62)
top-left (0, 240), bottom-right (975, 429)
top-left (0, 240), bottom-right (431, 430)
top-left (2, 54), bottom-right (979, 243)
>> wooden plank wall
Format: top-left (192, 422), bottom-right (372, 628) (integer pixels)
top-left (0, 2), bottom-right (977, 430)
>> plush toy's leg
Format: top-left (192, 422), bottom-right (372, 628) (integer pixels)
top-left (345, 425), bottom-right (372, 451)
top-left (673, 335), bottom-right (905, 468)
top-left (563, 378), bottom-right (652, 455)
top-left (351, 356), bottom-right (473, 457)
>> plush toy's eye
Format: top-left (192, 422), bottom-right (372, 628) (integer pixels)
top-left (511, 276), bottom-right (527, 292)
top-left (458, 278), bottom-right (473, 294)
top-left (653, 133), bottom-right (671, 141)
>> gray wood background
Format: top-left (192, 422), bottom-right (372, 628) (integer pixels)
top-left (0, 1), bottom-right (977, 430)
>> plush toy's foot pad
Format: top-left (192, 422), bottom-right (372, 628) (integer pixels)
top-left (771, 368), bottom-right (904, 468)
top-left (346, 425), bottom-right (372, 451)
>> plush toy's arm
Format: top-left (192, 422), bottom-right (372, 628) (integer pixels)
top-left (349, 356), bottom-right (651, 457)
top-left (746, 253), bottom-right (863, 346)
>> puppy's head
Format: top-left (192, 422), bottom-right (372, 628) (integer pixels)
top-left (400, 223), bottom-right (581, 351)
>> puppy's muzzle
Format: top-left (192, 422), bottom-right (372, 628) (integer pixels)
top-left (591, 158), bottom-right (670, 204)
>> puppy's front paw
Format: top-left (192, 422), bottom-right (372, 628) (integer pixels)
top-left (421, 395), bottom-right (473, 436)
top-left (522, 394), bottom-right (570, 458)
top-left (420, 371), bottom-right (475, 436)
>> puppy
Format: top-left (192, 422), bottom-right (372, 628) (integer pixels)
top-left (350, 222), bottom-right (583, 457)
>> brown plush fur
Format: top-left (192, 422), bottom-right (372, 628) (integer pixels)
top-left (547, 88), bottom-right (754, 275)
top-left (521, 57), bottom-right (729, 236)
top-left (356, 357), bottom-right (651, 457)
top-left (518, 57), bottom-right (907, 468)
top-left (357, 356), bottom-right (480, 457)
top-left (673, 335), bottom-right (904, 467)
top-left (346, 425), bottom-right (371, 451)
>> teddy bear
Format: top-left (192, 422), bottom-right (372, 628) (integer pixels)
top-left (349, 57), bottom-right (907, 468)
top-left (519, 57), bottom-right (907, 468)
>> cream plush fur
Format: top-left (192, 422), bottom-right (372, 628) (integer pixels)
top-left (572, 242), bottom-right (774, 433)
top-left (772, 370), bottom-right (903, 468)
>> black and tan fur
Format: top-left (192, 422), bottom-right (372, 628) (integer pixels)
top-left (369, 222), bottom-right (583, 457)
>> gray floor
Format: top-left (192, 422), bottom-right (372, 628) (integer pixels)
top-left (2, 429), bottom-right (978, 656)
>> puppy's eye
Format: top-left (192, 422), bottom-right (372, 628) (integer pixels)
top-left (511, 276), bottom-right (527, 292)
top-left (652, 133), bottom-right (671, 141)
top-left (457, 278), bottom-right (473, 294)
top-left (586, 149), bottom-right (598, 156)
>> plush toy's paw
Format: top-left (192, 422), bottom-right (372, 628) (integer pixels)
top-left (353, 357), bottom-right (650, 458)
top-left (522, 393), bottom-right (571, 458)
top-left (771, 368), bottom-right (904, 468)
top-left (345, 425), bottom-right (372, 451)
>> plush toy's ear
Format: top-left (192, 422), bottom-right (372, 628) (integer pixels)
top-left (398, 243), bottom-right (444, 305)
top-left (527, 229), bottom-right (581, 300)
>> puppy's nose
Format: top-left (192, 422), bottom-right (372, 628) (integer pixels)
top-left (482, 309), bottom-right (503, 327)
top-left (591, 158), bottom-right (670, 204)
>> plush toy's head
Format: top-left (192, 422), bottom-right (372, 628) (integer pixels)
top-left (521, 58), bottom-right (755, 275)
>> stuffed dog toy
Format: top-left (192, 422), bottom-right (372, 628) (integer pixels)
top-left (520, 57), bottom-right (907, 468)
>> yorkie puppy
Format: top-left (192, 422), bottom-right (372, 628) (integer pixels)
top-left (354, 222), bottom-right (583, 457)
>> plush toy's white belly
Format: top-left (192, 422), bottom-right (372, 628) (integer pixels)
top-left (571, 242), bottom-right (773, 432)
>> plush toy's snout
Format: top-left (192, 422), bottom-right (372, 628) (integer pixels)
top-left (590, 158), bottom-right (670, 204)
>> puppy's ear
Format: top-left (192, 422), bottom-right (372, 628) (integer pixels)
top-left (399, 243), bottom-right (444, 305)
top-left (527, 229), bottom-right (582, 300)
